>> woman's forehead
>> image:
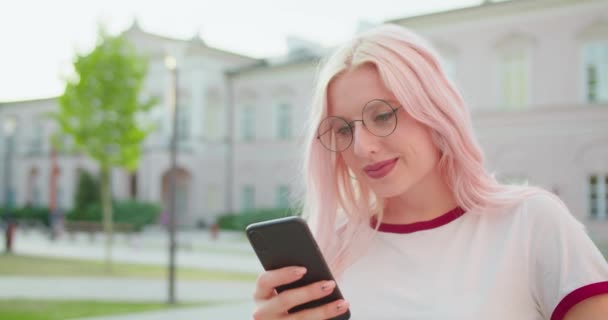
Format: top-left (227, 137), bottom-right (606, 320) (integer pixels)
top-left (326, 65), bottom-right (399, 117)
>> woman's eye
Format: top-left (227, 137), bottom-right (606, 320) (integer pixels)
top-left (375, 112), bottom-right (393, 122)
top-left (336, 126), bottom-right (351, 136)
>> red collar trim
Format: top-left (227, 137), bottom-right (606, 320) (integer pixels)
top-left (370, 207), bottom-right (466, 234)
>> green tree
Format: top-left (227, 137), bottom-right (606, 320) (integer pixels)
top-left (52, 26), bottom-right (157, 271)
top-left (74, 169), bottom-right (100, 214)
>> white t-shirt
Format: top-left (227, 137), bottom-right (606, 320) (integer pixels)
top-left (339, 194), bottom-right (608, 320)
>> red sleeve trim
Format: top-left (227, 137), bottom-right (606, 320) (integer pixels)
top-left (550, 281), bottom-right (608, 320)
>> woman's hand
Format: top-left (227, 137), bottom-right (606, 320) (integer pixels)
top-left (252, 266), bottom-right (350, 320)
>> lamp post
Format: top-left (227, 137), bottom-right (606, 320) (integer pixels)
top-left (164, 55), bottom-right (179, 304)
top-left (3, 116), bottom-right (17, 254)
top-left (49, 146), bottom-right (60, 240)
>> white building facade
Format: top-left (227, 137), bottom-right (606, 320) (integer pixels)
top-left (1, 0), bottom-right (607, 237)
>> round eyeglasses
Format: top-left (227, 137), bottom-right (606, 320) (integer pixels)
top-left (316, 99), bottom-right (401, 152)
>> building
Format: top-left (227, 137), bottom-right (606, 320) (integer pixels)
top-left (0, 0), bottom-right (607, 237)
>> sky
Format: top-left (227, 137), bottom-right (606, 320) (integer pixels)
top-left (0, 0), bottom-right (483, 102)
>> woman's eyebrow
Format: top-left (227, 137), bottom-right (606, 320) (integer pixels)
top-left (328, 98), bottom-right (400, 118)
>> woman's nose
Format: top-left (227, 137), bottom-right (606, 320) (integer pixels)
top-left (352, 122), bottom-right (379, 156)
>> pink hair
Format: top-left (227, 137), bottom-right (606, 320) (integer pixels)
top-left (298, 24), bottom-right (549, 277)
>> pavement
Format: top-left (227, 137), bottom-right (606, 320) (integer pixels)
top-left (12, 227), bottom-right (263, 274)
top-left (1, 227), bottom-right (262, 319)
top-left (0, 276), bottom-right (254, 303)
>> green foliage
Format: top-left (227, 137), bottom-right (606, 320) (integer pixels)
top-left (10, 206), bottom-right (51, 227)
top-left (51, 26), bottom-right (157, 171)
top-left (66, 200), bottom-right (161, 231)
top-left (74, 170), bottom-right (101, 213)
top-left (217, 208), bottom-right (300, 231)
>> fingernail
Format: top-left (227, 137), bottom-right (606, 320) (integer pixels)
top-left (337, 300), bottom-right (349, 311)
top-left (321, 280), bottom-right (335, 292)
top-left (293, 267), bottom-right (307, 276)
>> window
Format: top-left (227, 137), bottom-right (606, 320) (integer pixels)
top-left (276, 185), bottom-right (290, 208)
top-left (175, 184), bottom-right (188, 218)
top-left (207, 185), bottom-right (219, 211)
top-left (440, 56), bottom-right (457, 85)
top-left (241, 106), bottom-right (255, 141)
top-left (32, 185), bottom-right (41, 206)
top-left (583, 42), bottom-right (608, 103)
top-left (29, 119), bottom-right (43, 154)
top-left (241, 185), bottom-right (255, 211)
top-left (500, 51), bottom-right (529, 109)
top-left (433, 41), bottom-right (458, 86)
top-left (177, 105), bottom-right (191, 141)
top-left (129, 172), bottom-right (138, 199)
top-left (27, 168), bottom-right (41, 206)
top-left (499, 174), bottom-right (529, 186)
top-left (276, 104), bottom-right (292, 140)
top-left (589, 174), bottom-right (608, 219)
top-left (205, 95), bottom-right (222, 140)
top-left (56, 185), bottom-right (63, 210)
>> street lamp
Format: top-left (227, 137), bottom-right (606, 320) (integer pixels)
top-left (164, 54), bottom-right (179, 304)
top-left (3, 115), bottom-right (17, 254)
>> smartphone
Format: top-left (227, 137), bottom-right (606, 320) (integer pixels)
top-left (246, 216), bottom-right (350, 319)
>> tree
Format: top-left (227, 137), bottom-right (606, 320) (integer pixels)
top-left (52, 26), bottom-right (157, 271)
top-left (74, 169), bottom-right (100, 214)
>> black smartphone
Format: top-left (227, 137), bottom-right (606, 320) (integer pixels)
top-left (246, 216), bottom-right (350, 319)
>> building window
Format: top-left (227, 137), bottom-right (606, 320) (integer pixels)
top-left (207, 185), bottom-right (219, 211)
top-left (276, 104), bottom-right (292, 140)
top-left (276, 185), bottom-right (290, 208)
top-left (177, 105), bottom-right (191, 141)
top-left (205, 97), bottom-right (222, 140)
top-left (27, 168), bottom-right (41, 206)
top-left (241, 106), bottom-right (255, 141)
top-left (589, 174), bottom-right (608, 219)
top-left (129, 172), bottom-right (138, 199)
top-left (241, 185), bottom-right (255, 211)
top-left (499, 174), bottom-right (529, 186)
top-left (500, 51), bottom-right (529, 109)
top-left (56, 185), bottom-right (63, 210)
top-left (583, 42), bottom-right (608, 103)
top-left (440, 56), bottom-right (457, 85)
top-left (29, 119), bottom-right (43, 155)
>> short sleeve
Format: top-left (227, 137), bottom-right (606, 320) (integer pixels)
top-left (526, 194), bottom-right (608, 320)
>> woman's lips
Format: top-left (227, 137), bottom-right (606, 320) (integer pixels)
top-left (363, 158), bottom-right (398, 179)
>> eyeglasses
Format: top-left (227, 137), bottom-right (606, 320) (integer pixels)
top-left (316, 99), bottom-right (401, 152)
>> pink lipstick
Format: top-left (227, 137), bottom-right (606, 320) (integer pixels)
top-left (363, 158), bottom-right (398, 179)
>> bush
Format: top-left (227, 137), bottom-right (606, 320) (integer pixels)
top-left (1, 206), bottom-right (51, 227)
top-left (74, 170), bottom-right (101, 213)
top-left (15, 206), bottom-right (51, 226)
top-left (66, 200), bottom-right (161, 232)
top-left (217, 208), bottom-right (300, 231)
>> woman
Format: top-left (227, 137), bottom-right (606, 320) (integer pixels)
top-left (252, 24), bottom-right (608, 320)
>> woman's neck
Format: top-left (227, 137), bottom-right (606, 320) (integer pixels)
top-left (381, 169), bottom-right (458, 225)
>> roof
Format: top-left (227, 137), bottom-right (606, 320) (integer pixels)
top-left (387, 0), bottom-right (591, 28)
top-left (124, 19), bottom-right (258, 61)
top-left (0, 96), bottom-right (57, 106)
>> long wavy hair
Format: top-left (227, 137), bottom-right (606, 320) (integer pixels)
top-left (297, 24), bottom-right (546, 277)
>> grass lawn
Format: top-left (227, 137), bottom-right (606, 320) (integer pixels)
top-left (0, 299), bottom-right (215, 320)
top-left (0, 254), bottom-right (257, 282)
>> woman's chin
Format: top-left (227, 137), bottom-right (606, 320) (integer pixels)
top-left (370, 183), bottom-right (410, 199)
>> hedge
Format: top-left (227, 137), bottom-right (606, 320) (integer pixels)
top-left (66, 200), bottom-right (161, 232)
top-left (217, 208), bottom-right (300, 231)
